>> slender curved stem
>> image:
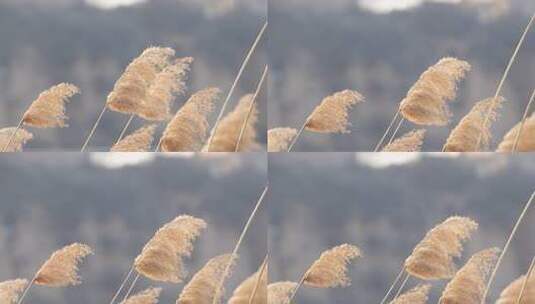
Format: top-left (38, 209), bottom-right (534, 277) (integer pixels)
top-left (120, 273), bottom-right (140, 303)
top-left (248, 254), bottom-right (269, 304)
top-left (516, 256), bottom-right (535, 304)
top-left (16, 276), bottom-right (36, 304)
top-left (115, 115), bottom-right (135, 145)
top-left (109, 265), bottom-right (135, 304)
top-left (392, 273), bottom-right (410, 301)
top-left (379, 267), bottom-right (406, 304)
top-left (81, 106), bottom-right (107, 152)
top-left (287, 121), bottom-right (307, 152)
top-left (386, 118), bottom-right (405, 146)
top-left (512, 89), bottom-right (535, 153)
top-left (2, 118), bottom-right (24, 152)
top-left (374, 110), bottom-right (401, 152)
top-left (287, 269), bottom-right (309, 304)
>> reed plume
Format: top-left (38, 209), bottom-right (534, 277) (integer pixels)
top-left (404, 216), bottom-right (478, 280)
top-left (228, 262), bottom-right (268, 304)
top-left (438, 248), bottom-right (500, 304)
top-left (22, 83), bottom-right (79, 128)
top-left (443, 97), bottom-right (505, 152)
top-left (134, 215), bottom-right (207, 283)
top-left (267, 282), bottom-right (297, 304)
top-left (389, 284), bottom-right (431, 304)
top-left (496, 271), bottom-right (535, 304)
top-left (497, 113), bottom-right (535, 152)
top-left (207, 94), bottom-right (259, 152)
top-left (382, 129), bottom-right (426, 152)
top-left (34, 243), bottom-right (93, 286)
top-left (267, 128), bottom-right (297, 152)
top-left (399, 58), bottom-right (471, 126)
top-left (0, 128), bottom-right (33, 152)
top-left (0, 279), bottom-right (28, 304)
top-left (121, 287), bottom-right (162, 304)
top-left (303, 244), bottom-right (361, 288)
top-left (177, 254), bottom-right (236, 304)
top-left (305, 90), bottom-right (364, 134)
top-left (159, 88), bottom-right (221, 152)
top-left (111, 124), bottom-right (157, 152)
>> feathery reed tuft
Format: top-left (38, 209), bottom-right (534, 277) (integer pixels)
top-left (267, 128), bottom-right (297, 152)
top-left (177, 253), bottom-right (236, 304)
top-left (404, 216), bottom-right (478, 280)
top-left (497, 113), bottom-right (535, 152)
top-left (34, 243), bottom-right (93, 287)
top-left (438, 248), bottom-right (500, 304)
top-left (496, 272), bottom-right (535, 304)
top-left (389, 284), bottom-right (432, 304)
top-left (22, 83), bottom-right (80, 128)
top-left (305, 90), bottom-right (364, 133)
top-left (121, 287), bottom-right (162, 304)
top-left (111, 124), bottom-right (157, 152)
top-left (228, 262), bottom-right (268, 304)
top-left (382, 129), bottom-right (426, 152)
top-left (0, 279), bottom-right (28, 304)
top-left (400, 57), bottom-right (471, 126)
top-left (134, 215), bottom-right (207, 283)
top-left (443, 97), bottom-right (504, 152)
top-left (267, 282), bottom-right (297, 304)
top-left (107, 47), bottom-right (175, 115)
top-left (303, 244), bottom-right (361, 288)
top-left (207, 94), bottom-right (259, 152)
top-left (0, 128), bottom-right (33, 152)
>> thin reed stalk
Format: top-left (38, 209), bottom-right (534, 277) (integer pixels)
top-left (206, 21), bottom-right (267, 151)
top-left (387, 118), bottom-right (405, 146)
top-left (121, 274), bottom-right (140, 303)
top-left (374, 110), bottom-right (401, 152)
top-left (15, 277), bottom-right (36, 304)
top-left (379, 268), bottom-right (406, 304)
top-left (286, 122), bottom-right (307, 152)
top-left (109, 265), bottom-right (135, 304)
top-left (81, 106), bottom-right (107, 151)
top-left (287, 269), bottom-right (308, 303)
top-left (516, 256), bottom-right (535, 304)
top-left (2, 118), bottom-right (24, 152)
top-left (248, 254), bottom-right (269, 304)
top-left (481, 191), bottom-right (535, 304)
top-left (392, 273), bottom-right (410, 302)
top-left (512, 89), bottom-right (535, 153)
top-left (116, 115), bottom-right (135, 145)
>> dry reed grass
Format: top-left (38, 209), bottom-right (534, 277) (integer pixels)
top-left (22, 83), bottom-right (80, 128)
top-left (228, 262), bottom-right (268, 304)
top-left (305, 90), bottom-right (364, 134)
top-left (267, 128), bottom-right (297, 152)
top-left (0, 128), bottom-right (33, 152)
top-left (496, 271), bottom-right (535, 304)
top-left (399, 58), bottom-right (471, 126)
top-left (0, 279), bottom-right (28, 304)
top-left (303, 244), bottom-right (361, 288)
top-left (121, 287), bottom-right (162, 304)
top-left (389, 284), bottom-right (431, 304)
top-left (443, 97), bottom-right (504, 152)
top-left (111, 124), bottom-right (157, 152)
top-left (267, 282), bottom-right (297, 304)
top-left (382, 129), bottom-right (426, 152)
top-left (134, 215), bottom-right (207, 283)
top-left (34, 243), bottom-right (93, 287)
top-left (438, 248), bottom-right (500, 304)
top-left (497, 113), bottom-right (535, 152)
top-left (404, 216), bottom-right (478, 280)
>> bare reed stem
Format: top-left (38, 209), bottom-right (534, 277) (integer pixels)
top-left (16, 276), bottom-right (36, 304)
top-left (248, 254), bottom-right (269, 304)
top-left (2, 118), bottom-right (24, 152)
top-left (115, 115), bottom-right (135, 145)
top-left (109, 265), bottom-right (135, 304)
top-left (206, 21), bottom-right (267, 151)
top-left (287, 121), bottom-right (307, 152)
top-left (387, 118), bottom-right (405, 146)
top-left (379, 267), bottom-right (406, 304)
top-left (287, 269), bottom-right (309, 303)
top-left (481, 191), bottom-right (535, 304)
top-left (512, 89), bottom-right (535, 153)
top-left (81, 106), bottom-right (107, 152)
top-left (121, 274), bottom-right (140, 303)
top-left (392, 273), bottom-right (410, 302)
top-left (374, 110), bottom-right (401, 152)
top-left (516, 256), bottom-right (535, 304)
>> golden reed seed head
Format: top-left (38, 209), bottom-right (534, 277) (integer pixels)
top-left (443, 97), bottom-right (505, 152)
top-left (107, 47), bottom-right (175, 115)
top-left (438, 248), bottom-right (500, 304)
top-left (389, 284), bottom-right (432, 304)
top-left (497, 112), bottom-right (535, 152)
top-left (0, 279), bottom-right (28, 304)
top-left (267, 282), bottom-right (298, 304)
top-left (111, 124), bottom-right (157, 152)
top-left (139, 57), bottom-right (194, 121)
top-left (134, 215), bottom-right (207, 283)
top-left (35, 243), bottom-right (93, 287)
top-left (228, 262), bottom-right (268, 304)
top-left (267, 128), bottom-right (297, 152)
top-left (207, 94), bottom-right (260, 152)
top-left (22, 83), bottom-right (80, 128)
top-left (177, 253), bottom-right (237, 304)
top-left (121, 287), bottom-right (163, 304)
top-left (0, 127), bottom-right (33, 152)
top-left (400, 57), bottom-right (471, 126)
top-left (496, 270), bottom-right (535, 304)
top-left (404, 216), bottom-right (478, 280)
top-left (160, 88), bottom-right (221, 152)
top-left (304, 244), bottom-right (361, 288)
top-left (305, 90), bottom-right (365, 134)
top-left (382, 129), bottom-right (426, 152)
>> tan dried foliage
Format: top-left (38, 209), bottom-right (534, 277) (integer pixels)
top-left (382, 129), bottom-right (427, 152)
top-left (160, 88), bottom-right (221, 152)
top-left (0, 279), bottom-right (28, 304)
top-left (400, 57), bottom-right (471, 126)
top-left (107, 47), bottom-right (175, 115)
top-left (208, 94), bottom-right (260, 152)
top-left (228, 262), bottom-right (268, 304)
top-left (443, 97), bottom-right (504, 152)
top-left (22, 83), bottom-right (79, 128)
top-left (139, 57), bottom-right (194, 121)
top-left (305, 90), bottom-right (364, 133)
top-left (35, 243), bottom-right (93, 287)
top-left (438, 247), bottom-right (500, 304)
top-left (304, 244), bottom-right (361, 288)
top-left (111, 124), bottom-right (157, 152)
top-left (177, 253), bottom-right (236, 304)
top-left (267, 282), bottom-right (297, 304)
top-left (0, 127), bottom-right (33, 152)
top-left (121, 287), bottom-right (163, 304)
top-left (134, 215), bottom-right (207, 283)
top-left (497, 112), bottom-right (535, 152)
top-left (267, 128), bottom-right (297, 152)
top-left (390, 284), bottom-right (432, 304)
top-left (496, 271), bottom-right (535, 304)
top-left (404, 216), bottom-right (478, 280)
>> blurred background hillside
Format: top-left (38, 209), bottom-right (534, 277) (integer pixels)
top-left (0, 0), bottom-right (266, 151)
top-left (269, 153), bottom-right (535, 303)
top-left (0, 153), bottom-right (267, 304)
top-left (269, 0), bottom-right (535, 151)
